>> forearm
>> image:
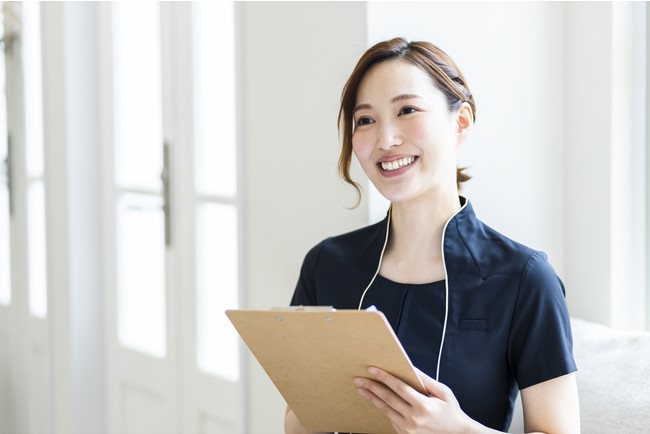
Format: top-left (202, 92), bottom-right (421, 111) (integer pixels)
top-left (463, 419), bottom-right (546, 434)
top-left (458, 416), bottom-right (505, 434)
top-left (284, 407), bottom-right (327, 434)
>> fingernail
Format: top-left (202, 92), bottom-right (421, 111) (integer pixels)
top-left (353, 378), bottom-right (363, 386)
top-left (368, 367), bottom-right (378, 376)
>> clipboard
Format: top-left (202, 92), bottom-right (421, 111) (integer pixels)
top-left (226, 308), bottom-right (427, 434)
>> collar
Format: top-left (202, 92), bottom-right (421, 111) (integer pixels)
top-left (442, 196), bottom-right (486, 288)
top-left (366, 196), bottom-right (486, 288)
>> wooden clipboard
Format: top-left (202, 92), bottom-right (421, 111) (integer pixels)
top-left (226, 308), bottom-right (427, 434)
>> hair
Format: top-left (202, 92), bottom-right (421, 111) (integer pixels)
top-left (337, 37), bottom-right (476, 206)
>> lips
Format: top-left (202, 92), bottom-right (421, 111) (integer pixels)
top-left (376, 155), bottom-right (418, 177)
top-left (379, 156), bottom-right (416, 171)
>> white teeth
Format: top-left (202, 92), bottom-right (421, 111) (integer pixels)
top-left (381, 156), bottom-right (415, 171)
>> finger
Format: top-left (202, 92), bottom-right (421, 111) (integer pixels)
top-left (412, 367), bottom-right (433, 396)
top-left (413, 366), bottom-right (428, 380)
top-left (356, 384), bottom-right (406, 427)
top-left (368, 367), bottom-right (424, 405)
top-left (413, 367), bottom-right (454, 402)
top-left (354, 376), bottom-right (410, 415)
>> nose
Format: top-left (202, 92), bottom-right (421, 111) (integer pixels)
top-left (376, 121), bottom-right (401, 150)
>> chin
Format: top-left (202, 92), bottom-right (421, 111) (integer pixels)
top-left (374, 188), bottom-right (418, 204)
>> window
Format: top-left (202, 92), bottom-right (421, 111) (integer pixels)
top-left (112, 1), bottom-right (166, 357)
top-left (193, 0), bottom-right (240, 381)
top-left (23, 1), bottom-right (47, 317)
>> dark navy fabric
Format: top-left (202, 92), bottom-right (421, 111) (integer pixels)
top-left (290, 198), bottom-right (577, 431)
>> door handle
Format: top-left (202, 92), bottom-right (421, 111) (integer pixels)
top-left (1, 135), bottom-right (13, 217)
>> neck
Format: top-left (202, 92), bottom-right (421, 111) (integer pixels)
top-left (387, 189), bottom-right (461, 260)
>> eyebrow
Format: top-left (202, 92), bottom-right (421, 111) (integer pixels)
top-left (353, 94), bottom-right (422, 113)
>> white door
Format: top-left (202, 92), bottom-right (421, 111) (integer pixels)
top-left (0, 2), bottom-right (50, 433)
top-left (99, 2), bottom-right (177, 432)
top-left (99, 3), bottom-right (244, 433)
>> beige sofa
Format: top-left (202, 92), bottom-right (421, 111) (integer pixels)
top-left (509, 318), bottom-right (650, 433)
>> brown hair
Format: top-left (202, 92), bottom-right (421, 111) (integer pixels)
top-left (337, 38), bottom-right (476, 206)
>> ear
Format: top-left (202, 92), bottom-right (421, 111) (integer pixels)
top-left (455, 102), bottom-right (473, 147)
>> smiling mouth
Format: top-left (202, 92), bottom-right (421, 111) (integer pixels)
top-left (379, 156), bottom-right (416, 172)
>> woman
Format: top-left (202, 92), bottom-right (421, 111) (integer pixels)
top-left (285, 38), bottom-right (579, 434)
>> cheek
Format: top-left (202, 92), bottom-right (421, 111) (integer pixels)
top-left (405, 121), bottom-right (430, 142)
top-left (351, 131), bottom-right (373, 160)
top-left (407, 117), bottom-right (455, 152)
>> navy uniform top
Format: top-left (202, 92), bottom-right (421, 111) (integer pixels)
top-left (290, 197), bottom-right (576, 431)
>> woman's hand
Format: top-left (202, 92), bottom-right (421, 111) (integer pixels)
top-left (354, 366), bottom-right (489, 434)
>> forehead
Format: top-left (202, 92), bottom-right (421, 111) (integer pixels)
top-left (356, 59), bottom-right (442, 103)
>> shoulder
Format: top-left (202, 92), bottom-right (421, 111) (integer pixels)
top-left (303, 219), bottom-right (385, 268)
top-left (455, 213), bottom-right (546, 279)
top-left (294, 220), bottom-right (387, 307)
top-left (454, 210), bottom-right (566, 311)
top-left (483, 224), bottom-right (564, 295)
top-left (520, 249), bottom-right (562, 285)
top-left (460, 214), bottom-right (568, 316)
top-left (517, 250), bottom-right (566, 305)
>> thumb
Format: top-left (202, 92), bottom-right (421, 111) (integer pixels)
top-left (414, 367), bottom-right (454, 401)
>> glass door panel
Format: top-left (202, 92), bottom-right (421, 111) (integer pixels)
top-left (22, 0), bottom-right (44, 179)
top-left (27, 182), bottom-right (46, 317)
top-left (193, 1), bottom-right (236, 198)
top-left (116, 193), bottom-right (166, 358)
top-left (23, 1), bottom-right (47, 317)
top-left (112, 2), bottom-right (167, 358)
top-left (193, 1), bottom-right (240, 381)
top-left (196, 203), bottom-right (239, 380)
top-left (112, 2), bottom-right (163, 191)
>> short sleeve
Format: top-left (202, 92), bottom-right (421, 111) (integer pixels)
top-left (507, 251), bottom-right (577, 390)
top-left (289, 240), bottom-right (326, 306)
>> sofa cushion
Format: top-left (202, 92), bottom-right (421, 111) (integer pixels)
top-left (571, 317), bottom-right (650, 433)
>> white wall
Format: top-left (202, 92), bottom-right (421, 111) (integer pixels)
top-left (240, 2), bottom-right (368, 432)
top-left (564, 2), bottom-right (647, 330)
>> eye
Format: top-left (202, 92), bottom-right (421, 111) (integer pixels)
top-left (355, 116), bottom-right (374, 127)
top-left (398, 106), bottom-right (418, 116)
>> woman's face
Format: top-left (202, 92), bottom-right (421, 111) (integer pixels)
top-left (352, 59), bottom-right (462, 204)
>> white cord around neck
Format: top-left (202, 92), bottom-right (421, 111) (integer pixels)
top-left (435, 198), bottom-right (468, 381)
top-left (355, 199), bottom-right (467, 382)
top-left (357, 207), bottom-right (391, 310)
